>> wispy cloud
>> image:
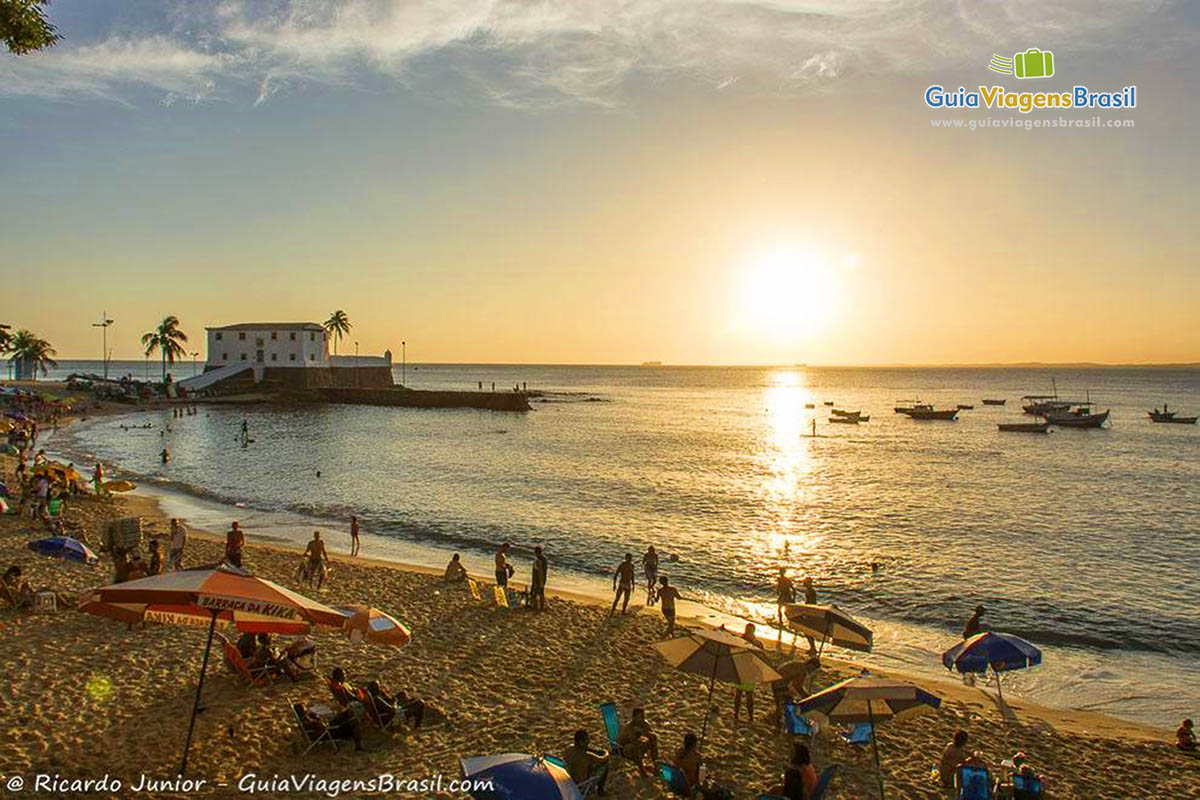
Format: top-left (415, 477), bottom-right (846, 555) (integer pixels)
top-left (0, 0), bottom-right (1188, 108)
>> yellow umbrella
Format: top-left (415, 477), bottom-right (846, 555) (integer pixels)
top-left (103, 479), bottom-right (137, 493)
top-left (34, 463), bottom-right (84, 484)
top-left (339, 605), bottom-right (412, 648)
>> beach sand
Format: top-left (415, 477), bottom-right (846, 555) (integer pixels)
top-left (1, 454), bottom-right (1197, 799)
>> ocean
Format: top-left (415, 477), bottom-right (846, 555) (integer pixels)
top-left (39, 360), bottom-right (1200, 729)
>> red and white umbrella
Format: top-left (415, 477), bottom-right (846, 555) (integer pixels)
top-left (79, 564), bottom-right (348, 774)
top-left (339, 605), bottom-right (411, 648)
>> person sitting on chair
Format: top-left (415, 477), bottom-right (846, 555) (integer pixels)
top-left (616, 707), bottom-right (659, 776)
top-left (294, 700), bottom-right (365, 751)
top-left (281, 636), bottom-right (317, 681)
top-left (674, 732), bottom-right (703, 791)
top-left (939, 730), bottom-right (970, 799)
top-left (362, 680), bottom-right (399, 726)
top-left (563, 729), bottom-right (609, 793)
top-left (328, 666), bottom-right (358, 708)
top-left (248, 633), bottom-right (282, 677)
top-left (777, 741), bottom-right (817, 800)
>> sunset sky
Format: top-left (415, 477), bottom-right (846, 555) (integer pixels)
top-left (2, 1), bottom-right (1197, 365)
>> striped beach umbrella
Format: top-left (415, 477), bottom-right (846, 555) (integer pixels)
top-left (339, 605), bottom-right (411, 648)
top-left (460, 753), bottom-right (582, 800)
top-left (797, 671), bottom-right (941, 799)
top-left (27, 536), bottom-right (98, 565)
top-left (653, 628), bottom-right (781, 748)
top-left (784, 603), bottom-right (874, 654)
top-left (81, 564), bottom-right (349, 775)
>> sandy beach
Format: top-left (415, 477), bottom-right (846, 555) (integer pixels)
top-left (1, 444), bottom-right (1197, 800)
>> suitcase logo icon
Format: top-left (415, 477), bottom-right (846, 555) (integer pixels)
top-left (988, 48), bottom-right (1055, 79)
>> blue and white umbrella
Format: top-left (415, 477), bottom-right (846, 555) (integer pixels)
top-left (460, 753), bottom-right (582, 800)
top-left (942, 632), bottom-right (1042, 675)
top-left (28, 536), bottom-right (99, 565)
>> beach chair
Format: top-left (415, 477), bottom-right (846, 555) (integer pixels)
top-left (782, 701), bottom-right (817, 736)
top-left (956, 764), bottom-right (993, 800)
top-left (839, 721), bottom-right (873, 745)
top-left (599, 702), bottom-right (621, 754)
top-left (1012, 772), bottom-right (1044, 799)
top-left (656, 761), bottom-right (691, 798)
top-left (290, 702), bottom-right (339, 755)
top-left (357, 687), bottom-right (404, 734)
top-left (467, 578), bottom-right (483, 602)
top-left (493, 584), bottom-right (510, 608)
top-left (218, 634), bottom-right (272, 687)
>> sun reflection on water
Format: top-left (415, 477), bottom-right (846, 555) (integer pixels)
top-left (760, 370), bottom-right (817, 551)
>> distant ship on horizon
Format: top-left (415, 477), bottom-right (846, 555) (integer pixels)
top-left (640, 360), bottom-right (663, 366)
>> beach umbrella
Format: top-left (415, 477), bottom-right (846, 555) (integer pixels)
top-left (942, 632), bottom-right (1042, 702)
top-left (460, 753), bottom-right (582, 800)
top-left (797, 671), bottom-right (941, 799)
top-left (80, 564), bottom-right (349, 775)
top-left (102, 479), bottom-right (137, 493)
top-left (653, 628), bottom-right (781, 748)
top-left (784, 603), bottom-right (874, 655)
top-left (33, 462), bottom-right (84, 484)
top-left (27, 536), bottom-right (99, 565)
top-left (339, 605), bottom-right (411, 648)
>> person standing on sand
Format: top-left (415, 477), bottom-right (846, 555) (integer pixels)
top-left (643, 546), bottom-right (659, 603)
top-left (169, 518), bottom-right (187, 571)
top-left (609, 553), bottom-right (636, 617)
top-left (963, 604), bottom-right (985, 639)
top-left (349, 514), bottom-right (360, 557)
top-left (799, 576), bottom-right (817, 651)
top-left (92, 462), bottom-right (105, 496)
top-left (530, 546), bottom-right (548, 611)
top-left (225, 521), bottom-right (245, 568)
top-left (656, 575), bottom-right (682, 637)
top-left (733, 623), bottom-right (761, 723)
top-left (775, 568), bottom-right (796, 633)
top-left (495, 543), bottom-right (513, 588)
top-left (304, 531), bottom-right (329, 590)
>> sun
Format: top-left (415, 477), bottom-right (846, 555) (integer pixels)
top-left (735, 242), bottom-right (842, 340)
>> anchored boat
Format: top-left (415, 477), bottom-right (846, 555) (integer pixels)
top-left (907, 408), bottom-right (959, 421)
top-left (998, 421), bottom-right (1051, 433)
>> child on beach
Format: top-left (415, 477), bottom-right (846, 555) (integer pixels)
top-left (1179, 718), bottom-right (1197, 752)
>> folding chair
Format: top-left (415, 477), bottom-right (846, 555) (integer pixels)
top-left (493, 584), bottom-right (509, 608)
top-left (839, 721), bottom-right (873, 745)
top-left (544, 756), bottom-right (602, 798)
top-left (657, 762), bottom-right (691, 798)
top-left (290, 702), bottom-right (339, 755)
top-left (358, 687), bottom-right (404, 734)
top-left (467, 578), bottom-right (483, 602)
top-left (782, 701), bottom-right (817, 736)
top-left (218, 633), bottom-right (271, 686)
top-left (810, 765), bottom-right (839, 800)
top-left (1012, 772), bottom-right (1044, 799)
top-left (599, 702), bottom-right (621, 754)
top-left (957, 764), bottom-right (993, 800)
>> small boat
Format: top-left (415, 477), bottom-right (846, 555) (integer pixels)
top-left (1148, 406), bottom-right (1198, 424)
top-left (1022, 395), bottom-right (1073, 416)
top-left (982, 399), bottom-right (1006, 406)
top-left (907, 408), bottom-right (958, 421)
top-left (894, 400), bottom-right (931, 415)
top-left (823, 401), bottom-right (835, 406)
top-left (828, 416), bottom-right (861, 424)
top-left (804, 403), bottom-right (815, 409)
top-left (1045, 406), bottom-right (1110, 428)
top-left (957, 404), bottom-right (974, 410)
top-left (831, 409), bottom-right (861, 418)
top-left (998, 421), bottom-right (1050, 433)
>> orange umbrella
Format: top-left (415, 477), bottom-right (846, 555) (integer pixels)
top-left (340, 604), bottom-right (411, 648)
top-left (82, 564), bottom-right (348, 774)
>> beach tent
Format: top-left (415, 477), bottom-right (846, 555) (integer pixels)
top-left (653, 628), bottom-right (781, 749)
top-left (797, 670), bottom-right (941, 799)
top-left (79, 564), bottom-right (349, 774)
top-left (338, 605), bottom-right (411, 648)
top-left (27, 536), bottom-right (98, 565)
top-left (784, 603), bottom-right (873, 655)
top-left (942, 631), bottom-right (1042, 702)
top-left (460, 753), bottom-right (583, 800)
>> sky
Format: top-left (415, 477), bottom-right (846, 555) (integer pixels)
top-left (1, 0), bottom-right (1197, 365)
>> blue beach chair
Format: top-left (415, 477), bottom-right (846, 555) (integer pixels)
top-left (599, 702), bottom-right (621, 753)
top-left (782, 701), bottom-right (816, 736)
top-left (1012, 772), bottom-right (1044, 799)
top-left (657, 761), bottom-right (690, 797)
top-left (759, 764), bottom-right (839, 800)
top-left (957, 764), bottom-right (993, 800)
top-left (839, 721), bottom-right (873, 745)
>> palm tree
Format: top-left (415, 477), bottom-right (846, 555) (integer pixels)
top-left (323, 310), bottom-right (352, 355)
top-left (141, 316), bottom-right (189, 383)
top-left (8, 329), bottom-right (57, 380)
top-left (0, 324), bottom-right (11, 353)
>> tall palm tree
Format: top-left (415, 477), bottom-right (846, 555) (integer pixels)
top-left (323, 310), bottom-right (352, 355)
top-left (141, 316), bottom-right (189, 383)
top-left (8, 329), bottom-right (57, 380)
top-left (0, 324), bottom-right (11, 353)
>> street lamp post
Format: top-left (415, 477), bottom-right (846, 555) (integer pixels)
top-left (92, 312), bottom-right (114, 380)
top-left (191, 351), bottom-right (200, 377)
top-left (354, 341), bottom-right (359, 388)
top-left (401, 340), bottom-right (406, 387)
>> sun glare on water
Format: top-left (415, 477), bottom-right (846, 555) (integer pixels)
top-left (735, 242), bottom-right (844, 341)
